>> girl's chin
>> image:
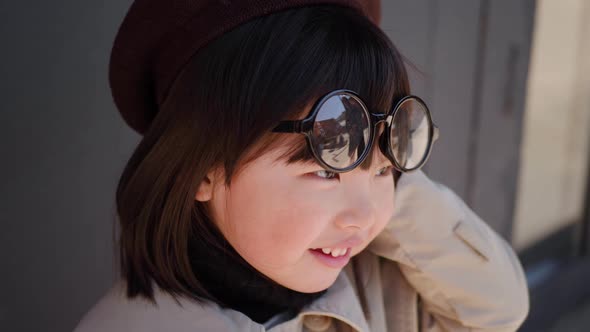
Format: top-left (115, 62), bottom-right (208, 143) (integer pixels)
top-left (279, 259), bottom-right (341, 293)
top-left (287, 275), bottom-right (338, 293)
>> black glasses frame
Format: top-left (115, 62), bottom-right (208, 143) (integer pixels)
top-left (271, 89), bottom-right (440, 173)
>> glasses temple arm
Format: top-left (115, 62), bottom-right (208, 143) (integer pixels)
top-left (433, 124), bottom-right (440, 142)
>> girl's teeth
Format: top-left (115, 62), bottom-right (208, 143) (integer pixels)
top-left (317, 247), bottom-right (347, 257)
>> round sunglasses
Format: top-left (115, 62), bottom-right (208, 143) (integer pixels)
top-left (271, 89), bottom-right (439, 173)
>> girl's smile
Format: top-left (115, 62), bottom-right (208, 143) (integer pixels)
top-left (309, 247), bottom-right (352, 268)
top-left (309, 235), bottom-right (363, 268)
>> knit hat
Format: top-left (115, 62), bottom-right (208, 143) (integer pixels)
top-left (109, 0), bottom-right (381, 135)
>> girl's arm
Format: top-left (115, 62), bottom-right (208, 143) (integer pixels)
top-left (369, 170), bottom-right (530, 332)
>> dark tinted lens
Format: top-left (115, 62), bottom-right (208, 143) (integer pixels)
top-left (390, 98), bottom-right (431, 170)
top-left (311, 94), bottom-right (371, 170)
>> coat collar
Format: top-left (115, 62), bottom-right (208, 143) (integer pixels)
top-left (138, 262), bottom-right (373, 332)
top-left (294, 267), bottom-right (371, 332)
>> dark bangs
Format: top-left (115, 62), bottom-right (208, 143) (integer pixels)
top-left (235, 5), bottom-right (411, 171)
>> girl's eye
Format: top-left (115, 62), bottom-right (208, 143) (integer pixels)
top-left (310, 166), bottom-right (393, 180)
top-left (376, 165), bottom-right (394, 177)
top-left (313, 169), bottom-right (339, 180)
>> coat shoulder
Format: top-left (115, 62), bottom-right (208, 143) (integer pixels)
top-left (73, 280), bottom-right (257, 332)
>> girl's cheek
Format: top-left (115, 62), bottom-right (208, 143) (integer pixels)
top-left (288, 182), bottom-right (340, 212)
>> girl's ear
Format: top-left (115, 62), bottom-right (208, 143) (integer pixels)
top-left (195, 167), bottom-right (223, 202)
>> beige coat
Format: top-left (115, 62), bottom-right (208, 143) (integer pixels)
top-left (74, 170), bottom-right (530, 332)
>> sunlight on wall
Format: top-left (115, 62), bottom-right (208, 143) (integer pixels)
top-left (512, 0), bottom-right (590, 250)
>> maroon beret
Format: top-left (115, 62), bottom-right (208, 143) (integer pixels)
top-left (109, 0), bottom-right (382, 135)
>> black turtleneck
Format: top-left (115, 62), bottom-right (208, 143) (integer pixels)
top-left (188, 220), bottom-right (327, 324)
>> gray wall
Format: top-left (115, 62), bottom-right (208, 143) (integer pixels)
top-left (1, 1), bottom-right (137, 331)
top-left (0, 1), bottom-right (534, 331)
top-left (382, 0), bottom-right (535, 238)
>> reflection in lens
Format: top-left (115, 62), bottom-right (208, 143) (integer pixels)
top-left (311, 94), bottom-right (371, 169)
top-left (390, 98), bottom-right (430, 170)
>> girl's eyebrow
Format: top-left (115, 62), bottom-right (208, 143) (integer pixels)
top-left (369, 144), bottom-right (390, 163)
top-left (292, 158), bottom-right (321, 167)
top-left (377, 152), bottom-right (392, 164)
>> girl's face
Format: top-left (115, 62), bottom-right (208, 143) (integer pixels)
top-left (197, 133), bottom-right (396, 293)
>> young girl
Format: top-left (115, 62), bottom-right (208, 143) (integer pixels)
top-left (74, 1), bottom-right (529, 331)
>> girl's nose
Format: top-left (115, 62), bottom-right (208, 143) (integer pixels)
top-left (332, 193), bottom-right (376, 231)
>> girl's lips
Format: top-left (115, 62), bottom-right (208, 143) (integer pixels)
top-left (309, 248), bottom-right (351, 268)
top-left (315, 236), bottom-right (364, 250)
